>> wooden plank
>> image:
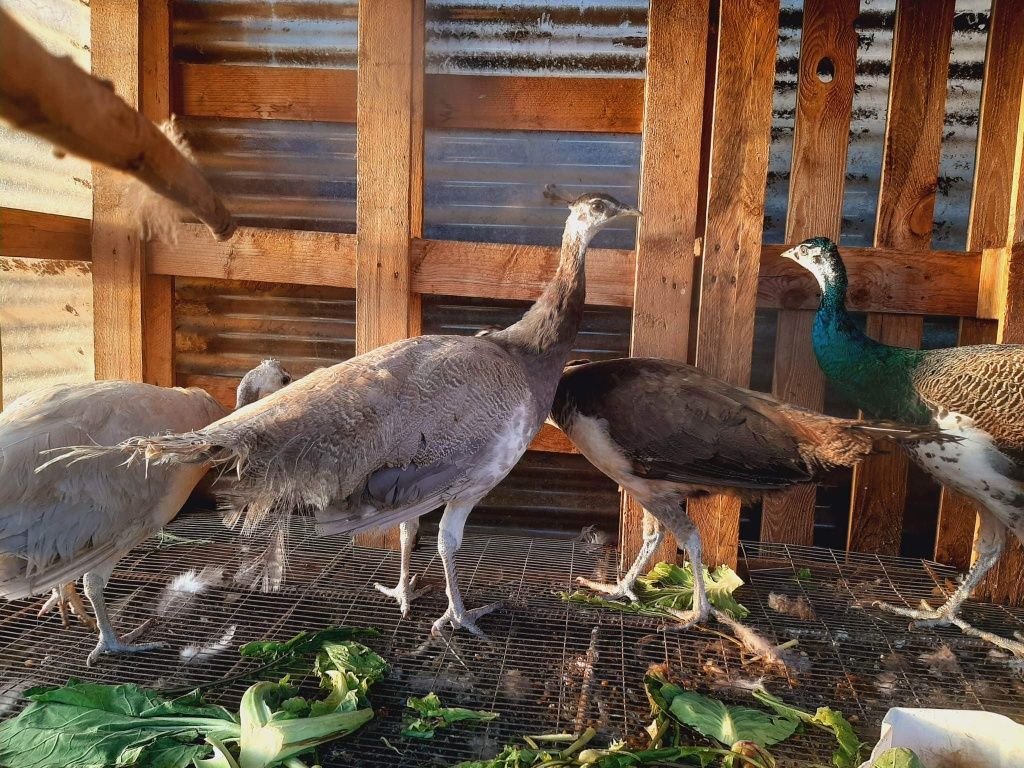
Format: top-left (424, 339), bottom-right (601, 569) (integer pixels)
top-left (149, 224), bottom-right (357, 288)
top-left (353, 0), bottom-right (417, 550)
top-left (690, 0), bottom-right (780, 569)
top-left (847, 0), bottom-right (953, 555)
top-left (178, 63), bottom-right (357, 123)
top-left (759, 243), bottom-right (980, 316)
top-left (91, 0), bottom-right (143, 381)
top-left (411, 238), bottom-right (636, 308)
top-left (0, 208), bottom-right (91, 261)
top-left (936, 0), bottom-right (1024, 569)
top-left (177, 63), bottom-right (644, 134)
top-left (761, 0), bottom-right (858, 545)
top-left (620, 0), bottom-right (710, 571)
top-left (528, 423), bottom-right (578, 454)
top-left (976, 2), bottom-right (1024, 603)
top-left (141, 0), bottom-right (174, 388)
top-left (408, 0), bottom-right (426, 340)
top-left (424, 74), bottom-right (643, 133)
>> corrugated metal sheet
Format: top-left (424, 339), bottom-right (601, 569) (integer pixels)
top-left (0, 258), bottom-right (93, 407)
top-left (0, 0), bottom-right (91, 218)
top-left (175, 277), bottom-right (356, 385)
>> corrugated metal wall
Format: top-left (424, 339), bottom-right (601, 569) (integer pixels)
top-left (0, 0), bottom-right (93, 407)
top-left (169, 0), bottom-right (992, 547)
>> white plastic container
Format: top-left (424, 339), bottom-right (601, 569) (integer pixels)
top-left (859, 708), bottom-right (1024, 767)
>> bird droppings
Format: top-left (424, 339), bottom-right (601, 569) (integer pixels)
top-left (767, 592), bottom-right (816, 622)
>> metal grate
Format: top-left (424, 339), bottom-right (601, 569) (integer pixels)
top-left (2, 510), bottom-right (1023, 766)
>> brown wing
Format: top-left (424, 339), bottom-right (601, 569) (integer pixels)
top-left (556, 359), bottom-right (817, 490)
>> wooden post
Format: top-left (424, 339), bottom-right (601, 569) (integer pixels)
top-left (91, 0), bottom-right (144, 381)
top-left (620, 0), bottom-right (710, 570)
top-left (690, 0), bottom-right (780, 569)
top-left (847, 0), bottom-right (953, 554)
top-left (353, 0), bottom-right (422, 549)
top-left (760, 0), bottom-right (858, 546)
top-left (935, 0), bottom-right (1024, 570)
top-left (141, 0), bottom-right (174, 387)
top-left (974, 1), bottom-right (1024, 603)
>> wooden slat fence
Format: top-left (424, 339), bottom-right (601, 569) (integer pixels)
top-left (4, 1), bottom-right (1024, 595)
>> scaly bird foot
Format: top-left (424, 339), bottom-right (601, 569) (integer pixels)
top-left (38, 584), bottom-right (97, 631)
top-left (949, 616), bottom-right (1024, 657)
top-left (873, 599), bottom-right (954, 627)
top-left (430, 601), bottom-right (503, 638)
top-left (374, 574), bottom-right (432, 617)
top-left (659, 603), bottom-right (710, 632)
top-left (87, 619), bottom-right (162, 667)
top-left (575, 576), bottom-right (639, 603)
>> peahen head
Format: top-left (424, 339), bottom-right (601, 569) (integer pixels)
top-left (235, 359), bottom-right (292, 409)
top-left (565, 193), bottom-right (641, 242)
top-left (781, 236), bottom-right (848, 304)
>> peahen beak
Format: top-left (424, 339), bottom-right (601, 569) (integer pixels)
top-left (780, 245), bottom-right (800, 262)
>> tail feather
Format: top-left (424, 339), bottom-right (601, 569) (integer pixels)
top-left (36, 431), bottom-right (243, 476)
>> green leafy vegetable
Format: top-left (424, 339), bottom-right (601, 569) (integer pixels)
top-left (870, 748), bottom-right (924, 768)
top-left (0, 633), bottom-right (387, 768)
top-left (562, 561), bottom-right (749, 623)
top-left (0, 680), bottom-right (239, 768)
top-left (794, 568), bottom-right (812, 583)
top-left (646, 680), bottom-right (798, 747)
top-left (752, 688), bottom-right (863, 768)
top-left (402, 692), bottom-right (499, 739)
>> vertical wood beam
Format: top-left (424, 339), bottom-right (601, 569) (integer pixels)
top-left (690, 0), bottom-right (780, 569)
top-left (847, 0), bottom-right (953, 554)
top-left (91, 0), bottom-right (143, 381)
top-left (975, 1), bottom-right (1024, 603)
top-left (354, 0), bottom-right (420, 549)
top-left (936, 0), bottom-right (1024, 570)
top-left (619, 0), bottom-right (710, 570)
top-left (761, 0), bottom-right (858, 546)
top-left (141, 0), bottom-right (175, 387)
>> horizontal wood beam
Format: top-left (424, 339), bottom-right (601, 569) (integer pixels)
top-left (177, 63), bottom-right (644, 134)
top-left (0, 208), bottom-right (91, 261)
top-left (411, 238), bottom-right (636, 307)
top-left (758, 243), bottom-right (981, 316)
top-left (148, 223), bottom-right (356, 288)
top-left (150, 225), bottom-right (982, 317)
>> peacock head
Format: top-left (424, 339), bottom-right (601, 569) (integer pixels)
top-left (235, 359), bottom-right (293, 409)
top-left (780, 236), bottom-right (848, 296)
top-left (565, 193), bottom-right (641, 242)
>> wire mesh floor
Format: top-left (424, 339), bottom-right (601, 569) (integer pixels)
top-left (2, 509), bottom-right (1024, 767)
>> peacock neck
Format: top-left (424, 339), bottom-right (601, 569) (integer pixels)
top-left (812, 270), bottom-right (929, 423)
top-left (498, 227), bottom-right (588, 359)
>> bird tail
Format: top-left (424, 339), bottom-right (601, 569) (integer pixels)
top-left (847, 420), bottom-right (959, 445)
top-left (35, 431), bottom-right (244, 476)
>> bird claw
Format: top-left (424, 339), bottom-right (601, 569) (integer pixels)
top-left (575, 576), bottom-right (639, 603)
top-left (37, 584), bottom-right (97, 631)
top-left (430, 601), bottom-right (503, 638)
top-left (374, 574), bottom-right (432, 617)
top-left (658, 604), bottom-right (710, 632)
top-left (87, 622), bottom-right (162, 667)
top-left (873, 600), bottom-right (952, 627)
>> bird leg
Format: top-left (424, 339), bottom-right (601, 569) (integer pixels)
top-left (661, 528), bottom-right (710, 629)
top-left (37, 582), bottom-right (97, 630)
top-left (82, 570), bottom-right (162, 666)
top-left (430, 500), bottom-right (502, 637)
top-left (577, 511), bottom-right (662, 602)
top-left (874, 515), bottom-right (1005, 625)
top-left (874, 517), bottom-right (1024, 655)
top-left (374, 519), bottom-right (431, 616)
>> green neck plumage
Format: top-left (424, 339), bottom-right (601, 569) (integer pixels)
top-left (810, 254), bottom-right (929, 423)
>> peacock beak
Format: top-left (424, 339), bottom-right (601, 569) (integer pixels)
top-left (624, 206), bottom-right (642, 218)
top-left (780, 245), bottom-right (800, 262)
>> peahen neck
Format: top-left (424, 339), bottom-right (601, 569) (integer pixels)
top-left (493, 221), bottom-right (589, 388)
top-left (810, 257), bottom-right (929, 423)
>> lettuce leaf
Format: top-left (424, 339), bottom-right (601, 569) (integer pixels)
top-left (402, 692), bottom-right (499, 739)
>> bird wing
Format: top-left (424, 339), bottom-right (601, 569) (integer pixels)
top-left (0, 382), bottom-right (225, 598)
top-left (152, 335), bottom-right (537, 535)
top-left (561, 359), bottom-right (815, 490)
top-left (911, 344), bottom-right (1024, 459)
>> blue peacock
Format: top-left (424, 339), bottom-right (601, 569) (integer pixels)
top-left (783, 236), bottom-right (1024, 655)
